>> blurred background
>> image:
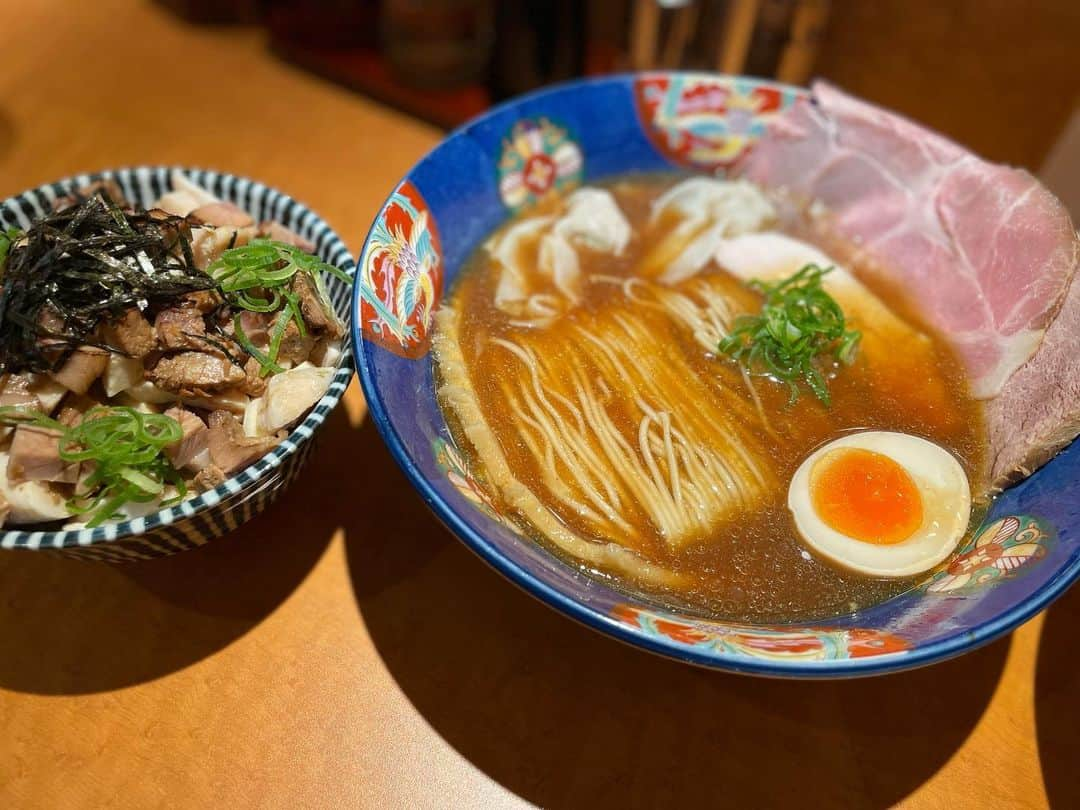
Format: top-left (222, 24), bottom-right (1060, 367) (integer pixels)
top-left (157, 0), bottom-right (1079, 212)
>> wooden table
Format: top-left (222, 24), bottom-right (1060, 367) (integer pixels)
top-left (0, 3), bottom-right (1075, 808)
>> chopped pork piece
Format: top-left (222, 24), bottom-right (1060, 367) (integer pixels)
top-left (0, 454), bottom-right (69, 523)
top-left (194, 464), bottom-right (227, 492)
top-left (274, 316), bottom-right (315, 365)
top-left (50, 347), bottom-right (108, 394)
top-left (206, 410), bottom-right (280, 474)
top-left (8, 425), bottom-right (78, 483)
top-left (183, 387), bottom-right (248, 414)
top-left (103, 308), bottom-right (157, 358)
top-left (190, 202), bottom-right (255, 228)
top-left (241, 357), bottom-right (268, 397)
top-left (292, 273), bottom-right (344, 339)
top-left (155, 306), bottom-right (207, 351)
top-left (258, 221), bottom-right (315, 252)
top-left (155, 172), bottom-right (218, 217)
top-left (0, 374), bottom-right (39, 408)
top-left (155, 191), bottom-right (204, 217)
top-left (232, 310), bottom-right (271, 347)
top-left (190, 225), bottom-right (256, 269)
top-left (147, 352), bottom-right (246, 396)
top-left (26, 375), bottom-right (67, 414)
top-left (308, 338), bottom-right (342, 368)
top-left (163, 406), bottom-right (210, 471)
top-left (0, 375), bottom-right (52, 443)
top-left (56, 392), bottom-right (98, 427)
top-left (183, 289), bottom-right (224, 314)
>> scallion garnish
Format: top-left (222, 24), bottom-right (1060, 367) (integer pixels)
top-left (717, 264), bottom-right (861, 406)
top-left (232, 313), bottom-right (283, 376)
top-left (0, 227), bottom-right (21, 268)
top-left (0, 405), bottom-right (186, 527)
top-left (209, 239), bottom-right (347, 376)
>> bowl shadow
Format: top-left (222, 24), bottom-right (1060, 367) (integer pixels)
top-left (0, 406), bottom-right (356, 696)
top-left (1034, 581), bottom-right (1080, 808)
top-left (346, 419), bottom-right (1009, 809)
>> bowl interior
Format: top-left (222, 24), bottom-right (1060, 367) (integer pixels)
top-left (0, 166), bottom-right (354, 554)
top-left (354, 73), bottom-right (1080, 675)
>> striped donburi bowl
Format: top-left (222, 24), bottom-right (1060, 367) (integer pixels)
top-left (0, 167), bottom-right (353, 562)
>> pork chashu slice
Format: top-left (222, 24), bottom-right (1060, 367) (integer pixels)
top-left (737, 80), bottom-right (1080, 491)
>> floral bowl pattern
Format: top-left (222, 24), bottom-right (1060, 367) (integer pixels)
top-left (352, 73), bottom-right (1080, 677)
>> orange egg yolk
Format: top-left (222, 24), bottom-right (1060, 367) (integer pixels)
top-left (810, 447), bottom-right (924, 545)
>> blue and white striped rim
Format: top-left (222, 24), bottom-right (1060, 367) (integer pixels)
top-left (0, 166), bottom-right (353, 553)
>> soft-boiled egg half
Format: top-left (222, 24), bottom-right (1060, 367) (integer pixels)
top-left (787, 431), bottom-right (971, 577)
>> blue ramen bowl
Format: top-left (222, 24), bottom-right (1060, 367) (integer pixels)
top-left (352, 73), bottom-right (1080, 677)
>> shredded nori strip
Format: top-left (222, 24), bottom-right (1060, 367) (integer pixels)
top-left (0, 193), bottom-right (216, 374)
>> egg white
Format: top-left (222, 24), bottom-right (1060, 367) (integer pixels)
top-left (787, 431), bottom-right (971, 577)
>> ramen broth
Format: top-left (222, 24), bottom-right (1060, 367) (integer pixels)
top-left (435, 175), bottom-right (986, 622)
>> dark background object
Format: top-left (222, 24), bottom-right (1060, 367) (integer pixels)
top-left (382, 0), bottom-right (494, 90)
top-left (156, 0), bottom-right (261, 24)
top-left (488, 1), bottom-right (586, 102)
top-left (156, 0), bottom-right (1080, 171)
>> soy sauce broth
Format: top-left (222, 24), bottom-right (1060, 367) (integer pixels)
top-left (438, 174), bottom-right (988, 623)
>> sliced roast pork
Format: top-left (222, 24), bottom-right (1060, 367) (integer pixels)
top-left (737, 81), bottom-right (1080, 490)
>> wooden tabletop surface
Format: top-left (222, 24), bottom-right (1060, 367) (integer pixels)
top-left (0, 3), bottom-right (1076, 808)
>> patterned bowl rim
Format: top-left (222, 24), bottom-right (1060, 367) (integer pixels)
top-left (0, 165), bottom-right (354, 553)
top-left (353, 72), bottom-right (1080, 677)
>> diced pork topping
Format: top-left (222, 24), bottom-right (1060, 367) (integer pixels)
top-left (163, 406), bottom-right (211, 471)
top-left (50, 347), bottom-right (108, 395)
top-left (103, 308), bottom-right (158, 358)
top-left (147, 352), bottom-right (246, 396)
top-left (273, 316), bottom-right (315, 365)
top-left (206, 410), bottom-right (279, 474)
top-left (155, 306), bottom-right (208, 352)
top-left (190, 202), bottom-right (255, 228)
top-left (292, 273), bottom-right (344, 339)
top-left (258, 221), bottom-right (315, 252)
top-left (8, 424), bottom-right (78, 483)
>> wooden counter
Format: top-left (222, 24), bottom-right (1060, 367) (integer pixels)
top-left (0, 3), bottom-right (1074, 808)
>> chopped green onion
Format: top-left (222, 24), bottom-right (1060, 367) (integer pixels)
top-left (0, 404), bottom-right (64, 431)
top-left (282, 290), bottom-right (306, 338)
top-left (267, 309), bottom-right (292, 371)
top-left (717, 264), bottom-right (862, 407)
top-left (233, 313), bottom-right (283, 377)
top-left (0, 227), bottom-right (21, 268)
top-left (0, 405), bottom-right (186, 527)
top-left (208, 238), bottom-right (344, 378)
